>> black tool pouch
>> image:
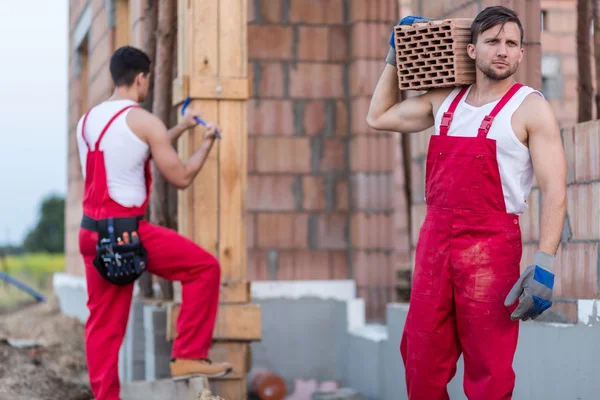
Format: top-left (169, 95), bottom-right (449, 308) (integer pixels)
top-left (92, 217), bottom-right (147, 286)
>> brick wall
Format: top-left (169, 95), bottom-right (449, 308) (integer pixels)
top-left (66, 0), bottom-right (145, 276)
top-left (246, 0), bottom-right (407, 321)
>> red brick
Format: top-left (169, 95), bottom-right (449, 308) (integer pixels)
top-left (289, 63), bottom-right (344, 98)
top-left (248, 137), bottom-right (257, 172)
top-left (563, 76), bottom-right (577, 100)
top-left (519, 189), bottom-right (540, 242)
top-left (410, 158), bottom-right (425, 204)
top-left (249, 26), bottom-right (293, 59)
top-left (351, 98), bottom-right (380, 134)
top-left (257, 213), bottom-right (308, 248)
top-left (248, 0), bottom-right (256, 23)
top-left (303, 176), bottom-right (326, 210)
top-left (350, 60), bottom-right (383, 97)
top-left (443, 3), bottom-right (478, 19)
top-left (420, 1), bottom-right (445, 18)
top-left (351, 212), bottom-right (393, 249)
top-left (255, 138), bottom-right (311, 173)
top-left (278, 251), bottom-right (331, 280)
top-left (335, 101), bottom-right (349, 136)
top-left (351, 173), bottom-right (394, 210)
top-left (553, 243), bottom-right (599, 299)
top-left (248, 250), bottom-right (269, 280)
top-left (561, 126), bottom-right (576, 184)
top-left (336, 179), bottom-right (349, 211)
top-left (254, 62), bottom-right (285, 97)
top-left (319, 139), bottom-right (346, 171)
top-left (349, 0), bottom-right (397, 22)
top-left (248, 100), bottom-right (294, 136)
top-left (546, 10), bottom-right (576, 33)
top-left (304, 101), bottom-right (327, 136)
top-left (351, 22), bottom-right (391, 59)
top-left (562, 56), bottom-right (577, 76)
top-left (410, 203), bottom-right (427, 247)
top-left (248, 175), bottom-right (298, 211)
top-left (90, 7), bottom-right (108, 51)
top-left (331, 251), bottom-right (349, 278)
top-left (574, 120), bottom-right (600, 182)
top-left (298, 27), bottom-right (329, 61)
top-left (567, 183), bottom-right (600, 241)
top-left (350, 136), bottom-right (395, 172)
top-left (317, 214), bottom-right (348, 249)
top-left (260, 0), bottom-right (282, 23)
top-left (289, 0), bottom-right (344, 24)
top-left (247, 213), bottom-right (256, 249)
top-left (549, 301), bottom-right (578, 324)
top-left (329, 27), bottom-right (349, 62)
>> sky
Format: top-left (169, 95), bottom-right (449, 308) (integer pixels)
top-left (0, 2), bottom-right (68, 245)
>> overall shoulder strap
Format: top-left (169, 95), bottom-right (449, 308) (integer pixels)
top-left (440, 86), bottom-right (469, 136)
top-left (93, 105), bottom-right (139, 150)
top-left (477, 83), bottom-right (524, 138)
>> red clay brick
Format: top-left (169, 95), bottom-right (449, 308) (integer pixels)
top-left (546, 10), bottom-right (576, 33)
top-left (248, 137), bottom-right (257, 172)
top-left (329, 26), bottom-right (350, 62)
top-left (289, 0), bottom-right (344, 24)
top-left (90, 7), bottom-right (108, 51)
top-left (248, 0), bottom-right (256, 23)
top-left (351, 98), bottom-right (380, 134)
top-left (567, 183), bottom-right (600, 241)
top-left (553, 243), bottom-right (599, 299)
top-left (249, 26), bottom-right (293, 59)
top-left (278, 251), bottom-right (331, 280)
top-left (350, 136), bottom-right (395, 172)
top-left (248, 100), bottom-right (294, 136)
top-left (549, 301), bottom-right (578, 324)
top-left (350, 60), bottom-right (383, 97)
top-left (352, 213), bottom-right (392, 249)
top-left (247, 213), bottom-right (256, 249)
top-left (562, 56), bottom-right (577, 76)
top-left (303, 176), bottom-right (326, 210)
top-left (248, 250), bottom-right (269, 280)
top-left (304, 101), bottom-right (327, 136)
top-left (254, 62), bottom-right (285, 97)
top-left (260, 0), bottom-right (282, 23)
top-left (410, 203), bottom-right (427, 247)
top-left (442, 3), bottom-right (478, 19)
top-left (561, 126), bottom-right (576, 184)
top-left (563, 76), bottom-right (577, 100)
top-left (289, 63), bottom-right (344, 98)
top-left (247, 175), bottom-right (298, 211)
top-left (336, 179), bottom-right (349, 211)
top-left (349, 0), bottom-right (397, 22)
top-left (351, 22), bottom-right (391, 59)
top-left (335, 101), bottom-right (349, 136)
top-left (574, 120), bottom-right (600, 182)
top-left (319, 139), bottom-right (346, 171)
top-left (519, 189), bottom-right (540, 242)
top-left (330, 251), bottom-right (349, 278)
top-left (257, 213), bottom-right (309, 248)
top-left (317, 214), bottom-right (348, 249)
top-left (255, 137), bottom-right (312, 173)
top-left (298, 27), bottom-right (329, 61)
top-left (351, 173), bottom-right (394, 210)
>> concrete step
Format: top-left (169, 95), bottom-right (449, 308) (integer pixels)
top-left (121, 377), bottom-right (215, 400)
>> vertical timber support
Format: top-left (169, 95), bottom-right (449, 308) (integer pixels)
top-left (171, 1), bottom-right (258, 399)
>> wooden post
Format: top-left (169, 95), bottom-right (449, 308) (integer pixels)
top-left (171, 1), bottom-right (257, 398)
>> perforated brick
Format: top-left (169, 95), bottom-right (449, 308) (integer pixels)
top-left (394, 18), bottom-right (475, 91)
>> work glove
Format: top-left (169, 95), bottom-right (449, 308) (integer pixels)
top-left (504, 250), bottom-right (555, 321)
top-left (386, 16), bottom-right (434, 66)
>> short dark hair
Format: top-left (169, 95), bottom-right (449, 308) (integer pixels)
top-left (471, 6), bottom-right (524, 46)
top-left (109, 46), bottom-right (151, 87)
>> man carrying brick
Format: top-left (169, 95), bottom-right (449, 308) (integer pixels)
top-left (77, 46), bottom-right (232, 400)
top-left (367, 6), bottom-right (567, 400)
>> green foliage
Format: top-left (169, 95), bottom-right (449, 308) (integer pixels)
top-left (22, 194), bottom-right (65, 253)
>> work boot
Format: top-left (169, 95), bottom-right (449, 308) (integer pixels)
top-left (170, 358), bottom-right (233, 380)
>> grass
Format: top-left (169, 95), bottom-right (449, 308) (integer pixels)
top-left (0, 253), bottom-right (65, 309)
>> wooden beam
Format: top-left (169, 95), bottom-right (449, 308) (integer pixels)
top-left (174, 281), bottom-right (251, 304)
top-left (167, 302), bottom-right (261, 342)
top-left (209, 379), bottom-right (248, 400)
top-left (208, 342), bottom-right (250, 380)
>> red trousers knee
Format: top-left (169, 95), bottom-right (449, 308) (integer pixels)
top-left (400, 210), bottom-right (521, 400)
top-left (79, 220), bottom-right (220, 400)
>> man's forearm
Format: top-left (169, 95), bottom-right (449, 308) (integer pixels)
top-left (182, 139), bottom-right (215, 184)
top-left (538, 186), bottom-right (567, 256)
top-left (167, 122), bottom-right (192, 143)
top-left (367, 64), bottom-right (400, 125)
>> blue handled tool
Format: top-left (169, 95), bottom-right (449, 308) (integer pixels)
top-left (181, 97), bottom-right (221, 139)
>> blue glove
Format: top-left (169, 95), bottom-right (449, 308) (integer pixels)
top-left (504, 250), bottom-right (555, 321)
top-left (386, 16), bottom-right (434, 66)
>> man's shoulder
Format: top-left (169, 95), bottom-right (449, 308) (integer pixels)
top-left (517, 87), bottom-right (554, 118)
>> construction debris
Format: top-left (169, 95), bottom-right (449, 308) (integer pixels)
top-left (394, 18), bottom-right (475, 91)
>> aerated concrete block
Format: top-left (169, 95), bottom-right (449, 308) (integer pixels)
top-left (394, 18), bottom-right (475, 91)
top-left (144, 304), bottom-right (172, 380)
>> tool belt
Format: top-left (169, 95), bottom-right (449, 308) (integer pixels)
top-left (81, 214), bottom-right (147, 286)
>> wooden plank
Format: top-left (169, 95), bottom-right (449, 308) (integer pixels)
top-left (208, 342), bottom-right (249, 380)
top-left (218, 101), bottom-right (246, 281)
top-left (191, 100), bottom-right (219, 256)
top-left (209, 378), bottom-right (247, 400)
top-left (219, 0), bottom-right (247, 77)
top-left (188, 77), bottom-right (250, 100)
top-left (167, 303), bottom-right (261, 341)
top-left (192, 0), bottom-right (218, 77)
top-left (174, 281), bottom-right (250, 304)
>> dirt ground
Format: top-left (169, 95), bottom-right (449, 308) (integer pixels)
top-left (0, 295), bottom-right (93, 400)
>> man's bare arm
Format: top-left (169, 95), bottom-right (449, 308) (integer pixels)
top-left (527, 95), bottom-right (567, 256)
top-left (128, 109), bottom-right (217, 189)
top-left (166, 122), bottom-right (192, 143)
top-left (366, 64), bottom-right (449, 133)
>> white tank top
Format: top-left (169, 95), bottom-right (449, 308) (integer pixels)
top-left (433, 84), bottom-right (543, 215)
top-left (76, 99), bottom-right (150, 207)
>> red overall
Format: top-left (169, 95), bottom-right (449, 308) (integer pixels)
top-left (78, 105), bottom-right (221, 400)
top-left (400, 84), bottom-right (524, 400)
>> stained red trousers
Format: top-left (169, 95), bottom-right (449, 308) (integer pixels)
top-left (79, 222), bottom-right (221, 400)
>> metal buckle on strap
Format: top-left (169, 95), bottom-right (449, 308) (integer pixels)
top-left (479, 115), bottom-right (495, 134)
